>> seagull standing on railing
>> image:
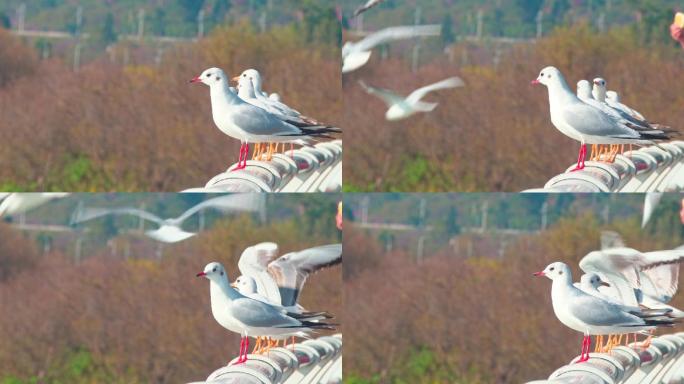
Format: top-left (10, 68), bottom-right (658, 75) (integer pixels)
top-left (197, 262), bottom-right (336, 364)
top-left (532, 66), bottom-right (673, 171)
top-left (342, 25), bottom-right (441, 73)
top-left (534, 262), bottom-right (675, 363)
top-left (72, 194), bottom-right (263, 244)
top-left (190, 67), bottom-right (340, 170)
top-left (359, 77), bottom-right (464, 121)
top-left (234, 242), bottom-right (342, 350)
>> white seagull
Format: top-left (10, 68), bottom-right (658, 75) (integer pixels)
top-left (534, 262), bottom-right (674, 363)
top-left (359, 77), bottom-right (463, 121)
top-left (72, 194), bottom-right (263, 243)
top-left (532, 66), bottom-right (672, 171)
top-left (236, 242), bottom-right (342, 311)
top-left (190, 67), bottom-right (340, 169)
top-left (342, 25), bottom-right (441, 73)
top-left (196, 262), bottom-right (335, 364)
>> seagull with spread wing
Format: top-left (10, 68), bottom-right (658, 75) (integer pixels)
top-left (359, 77), bottom-right (464, 121)
top-left (234, 242), bottom-right (342, 349)
top-left (342, 25), bottom-right (441, 73)
top-left (72, 194), bottom-right (263, 243)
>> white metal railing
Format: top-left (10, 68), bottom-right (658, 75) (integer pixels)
top-left (526, 333), bottom-right (684, 384)
top-left (183, 140), bottom-right (342, 193)
top-left (525, 141), bottom-right (684, 193)
top-left (187, 334), bottom-right (342, 384)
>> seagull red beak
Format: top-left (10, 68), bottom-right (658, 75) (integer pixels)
top-left (593, 80), bottom-right (600, 85)
top-left (196, 271), bottom-right (206, 277)
top-left (533, 271), bottom-right (544, 277)
top-left (189, 76), bottom-right (202, 83)
top-left (530, 79), bottom-right (540, 85)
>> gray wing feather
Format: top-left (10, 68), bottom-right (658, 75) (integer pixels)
top-left (229, 298), bottom-right (301, 328)
top-left (569, 291), bottom-right (644, 326)
top-left (232, 104), bottom-right (304, 137)
top-left (268, 243), bottom-right (342, 307)
top-left (562, 103), bottom-right (640, 138)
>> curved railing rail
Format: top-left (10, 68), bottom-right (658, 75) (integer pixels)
top-left (525, 141), bottom-right (684, 193)
top-left (187, 334), bottom-right (342, 384)
top-left (183, 141), bottom-right (342, 193)
top-left (526, 333), bottom-right (684, 384)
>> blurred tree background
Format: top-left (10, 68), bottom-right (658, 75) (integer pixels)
top-left (343, 193), bottom-right (684, 383)
top-left (0, 193), bottom-right (342, 383)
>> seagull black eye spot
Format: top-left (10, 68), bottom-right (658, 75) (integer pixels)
top-left (212, 267), bottom-right (217, 272)
top-left (216, 76), bottom-right (220, 81)
top-left (220, 271), bottom-right (224, 276)
top-left (549, 267), bottom-right (554, 271)
top-left (559, 271), bottom-right (563, 275)
top-left (207, 74), bottom-right (212, 78)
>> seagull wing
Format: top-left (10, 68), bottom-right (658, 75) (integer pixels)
top-left (72, 207), bottom-right (163, 226)
top-left (600, 231), bottom-right (626, 250)
top-left (175, 194), bottom-right (263, 224)
top-left (642, 193), bottom-right (663, 228)
top-left (406, 76), bottom-right (464, 104)
top-left (267, 243), bottom-right (342, 307)
top-left (353, 0), bottom-right (384, 17)
top-left (238, 243), bottom-right (282, 304)
top-left (562, 103), bottom-right (642, 139)
top-left (229, 297), bottom-right (301, 328)
top-left (353, 25), bottom-right (442, 53)
top-left (358, 80), bottom-right (405, 107)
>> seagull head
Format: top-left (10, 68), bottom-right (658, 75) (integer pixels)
top-left (231, 275), bottom-right (258, 293)
top-left (606, 90), bottom-right (619, 102)
top-left (233, 69), bottom-right (263, 90)
top-left (196, 262), bottom-right (227, 282)
top-left (592, 77), bottom-right (607, 101)
top-left (576, 80), bottom-right (593, 99)
top-left (533, 261), bottom-right (570, 281)
top-left (580, 272), bottom-right (610, 290)
top-left (189, 67), bottom-right (226, 87)
top-left (531, 66), bottom-right (562, 87)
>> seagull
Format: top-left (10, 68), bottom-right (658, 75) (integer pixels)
top-left (190, 67), bottom-right (340, 169)
top-left (197, 262), bottom-right (335, 364)
top-left (576, 80), bottom-right (652, 161)
top-left (532, 66), bottom-right (672, 171)
top-left (359, 77), bottom-right (463, 121)
top-left (580, 231), bottom-right (684, 313)
top-left (72, 194), bottom-right (263, 243)
top-left (0, 193), bottom-right (70, 218)
top-left (642, 192), bottom-right (663, 228)
top-left (342, 25), bottom-right (441, 73)
top-left (353, 0), bottom-right (386, 17)
top-left (236, 242), bottom-right (342, 311)
top-left (593, 78), bottom-right (673, 135)
top-left (534, 262), bottom-right (674, 363)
